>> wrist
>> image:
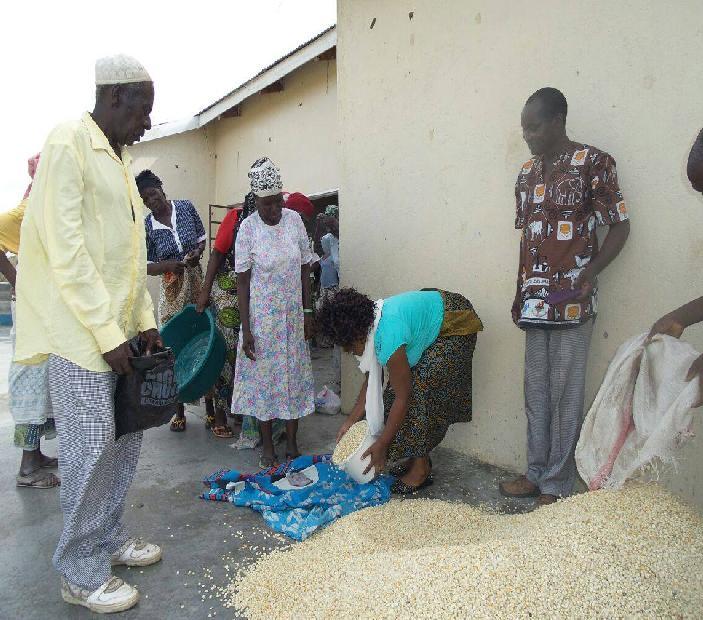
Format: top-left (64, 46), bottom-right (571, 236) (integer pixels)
top-left (377, 432), bottom-right (393, 447)
top-left (667, 310), bottom-right (688, 329)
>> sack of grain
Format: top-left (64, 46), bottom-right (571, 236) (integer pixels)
top-left (576, 333), bottom-right (699, 490)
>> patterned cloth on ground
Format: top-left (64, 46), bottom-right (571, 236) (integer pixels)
top-left (201, 455), bottom-right (394, 541)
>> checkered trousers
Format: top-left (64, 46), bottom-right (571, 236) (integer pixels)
top-left (48, 355), bottom-right (143, 591)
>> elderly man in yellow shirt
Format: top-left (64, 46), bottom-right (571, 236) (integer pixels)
top-left (15, 55), bottom-right (162, 614)
top-left (0, 154), bottom-right (60, 490)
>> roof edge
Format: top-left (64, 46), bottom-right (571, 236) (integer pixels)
top-left (140, 24), bottom-right (336, 143)
top-left (198, 25), bottom-right (336, 125)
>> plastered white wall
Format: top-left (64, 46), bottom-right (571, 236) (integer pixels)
top-left (338, 0), bottom-right (703, 507)
top-left (213, 58), bottom-right (338, 202)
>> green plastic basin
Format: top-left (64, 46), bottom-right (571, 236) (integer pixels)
top-left (159, 304), bottom-right (226, 403)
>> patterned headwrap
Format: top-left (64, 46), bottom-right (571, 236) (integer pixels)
top-left (248, 157), bottom-right (282, 198)
top-left (23, 152), bottom-right (41, 200)
top-left (324, 204), bottom-right (339, 218)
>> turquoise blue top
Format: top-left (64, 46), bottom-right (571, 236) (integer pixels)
top-left (374, 291), bottom-right (444, 367)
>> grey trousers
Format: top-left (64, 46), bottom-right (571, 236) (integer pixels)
top-left (48, 355), bottom-right (142, 590)
top-left (524, 320), bottom-right (593, 497)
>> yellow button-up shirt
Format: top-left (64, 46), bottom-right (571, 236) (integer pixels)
top-left (0, 198), bottom-right (26, 254)
top-left (15, 112), bottom-right (156, 372)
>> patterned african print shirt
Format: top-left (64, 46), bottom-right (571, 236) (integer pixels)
top-left (513, 144), bottom-right (629, 328)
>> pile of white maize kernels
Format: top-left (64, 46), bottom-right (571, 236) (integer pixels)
top-left (221, 483), bottom-right (703, 618)
top-left (332, 420), bottom-right (368, 465)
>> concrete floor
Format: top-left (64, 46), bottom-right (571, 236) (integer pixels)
top-left (0, 335), bottom-right (530, 619)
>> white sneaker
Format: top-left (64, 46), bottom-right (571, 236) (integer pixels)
top-left (111, 537), bottom-right (162, 567)
top-left (61, 576), bottom-right (139, 614)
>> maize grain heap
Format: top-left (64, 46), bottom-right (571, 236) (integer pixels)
top-left (332, 420), bottom-right (368, 465)
top-left (221, 483), bottom-right (703, 618)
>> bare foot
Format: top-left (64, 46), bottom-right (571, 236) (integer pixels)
top-left (499, 475), bottom-right (539, 498)
top-left (38, 452), bottom-right (59, 468)
top-left (399, 457), bottom-right (431, 487)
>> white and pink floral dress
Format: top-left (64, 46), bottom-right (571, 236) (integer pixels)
top-left (232, 209), bottom-right (315, 421)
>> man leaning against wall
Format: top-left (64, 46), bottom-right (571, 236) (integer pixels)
top-left (14, 54), bottom-right (163, 613)
top-left (499, 87), bottom-right (631, 507)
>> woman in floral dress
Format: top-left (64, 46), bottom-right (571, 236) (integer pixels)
top-left (232, 158), bottom-right (315, 467)
top-left (198, 192), bottom-right (286, 446)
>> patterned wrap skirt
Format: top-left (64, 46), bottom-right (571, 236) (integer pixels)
top-left (9, 300), bottom-right (55, 449)
top-left (384, 290), bottom-right (482, 462)
top-left (158, 264), bottom-right (203, 326)
top-left (210, 269), bottom-right (240, 415)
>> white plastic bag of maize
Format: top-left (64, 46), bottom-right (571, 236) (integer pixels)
top-left (576, 333), bottom-right (699, 490)
top-left (315, 385), bottom-right (341, 415)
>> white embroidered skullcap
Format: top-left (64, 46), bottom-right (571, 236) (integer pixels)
top-left (95, 54), bottom-right (152, 86)
top-left (249, 157), bottom-right (283, 198)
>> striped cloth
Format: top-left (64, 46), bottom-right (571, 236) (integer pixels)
top-left (523, 320), bottom-right (594, 497)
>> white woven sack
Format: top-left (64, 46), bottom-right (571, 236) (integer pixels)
top-left (576, 333), bottom-right (699, 490)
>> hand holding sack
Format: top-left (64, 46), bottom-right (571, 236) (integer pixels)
top-left (114, 336), bottom-right (179, 438)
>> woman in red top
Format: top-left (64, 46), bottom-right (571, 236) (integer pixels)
top-left (196, 196), bottom-right (251, 438)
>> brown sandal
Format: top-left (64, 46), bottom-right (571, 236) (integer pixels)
top-left (170, 416), bottom-right (186, 432)
top-left (211, 425), bottom-right (233, 439)
top-left (16, 471), bottom-right (61, 489)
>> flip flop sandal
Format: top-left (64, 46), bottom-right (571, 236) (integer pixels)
top-left (391, 474), bottom-right (434, 496)
top-left (170, 417), bottom-right (186, 432)
top-left (40, 457), bottom-right (59, 469)
top-left (211, 425), bottom-right (234, 439)
top-left (16, 471), bottom-right (61, 489)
